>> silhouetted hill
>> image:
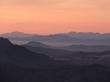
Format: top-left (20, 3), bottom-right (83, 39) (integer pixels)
top-left (25, 41), bottom-right (50, 48)
top-left (0, 37), bottom-right (62, 68)
top-left (59, 44), bottom-right (110, 52)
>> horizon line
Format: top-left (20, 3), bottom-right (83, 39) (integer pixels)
top-left (0, 31), bottom-right (110, 35)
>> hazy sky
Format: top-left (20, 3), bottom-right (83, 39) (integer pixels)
top-left (0, 0), bottom-right (110, 34)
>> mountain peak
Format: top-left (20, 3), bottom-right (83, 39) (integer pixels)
top-left (26, 41), bottom-right (50, 48)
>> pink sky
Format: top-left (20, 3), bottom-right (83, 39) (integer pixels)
top-left (0, 0), bottom-right (110, 34)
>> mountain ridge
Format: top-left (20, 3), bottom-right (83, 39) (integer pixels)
top-left (25, 41), bottom-right (51, 48)
top-left (2, 31), bottom-right (110, 45)
top-left (0, 32), bottom-right (37, 38)
top-left (0, 37), bottom-right (63, 68)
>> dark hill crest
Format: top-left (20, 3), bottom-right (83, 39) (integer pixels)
top-left (0, 37), bottom-right (63, 68)
top-left (25, 41), bottom-right (50, 48)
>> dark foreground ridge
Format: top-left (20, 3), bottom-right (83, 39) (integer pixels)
top-left (0, 37), bottom-right (63, 68)
top-left (0, 64), bottom-right (110, 82)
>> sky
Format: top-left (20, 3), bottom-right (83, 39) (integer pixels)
top-left (0, 0), bottom-right (110, 34)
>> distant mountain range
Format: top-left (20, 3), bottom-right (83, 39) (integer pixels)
top-left (1, 31), bottom-right (110, 45)
top-left (64, 32), bottom-right (110, 39)
top-left (1, 31), bottom-right (110, 39)
top-left (0, 32), bottom-right (37, 38)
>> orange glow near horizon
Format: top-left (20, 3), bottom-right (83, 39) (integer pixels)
top-left (0, 0), bottom-right (110, 35)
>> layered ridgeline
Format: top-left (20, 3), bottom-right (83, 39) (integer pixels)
top-left (23, 41), bottom-right (73, 59)
top-left (0, 37), bottom-right (63, 68)
top-left (2, 32), bottom-right (110, 45)
top-left (23, 41), bottom-right (110, 66)
top-left (0, 37), bottom-right (110, 82)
